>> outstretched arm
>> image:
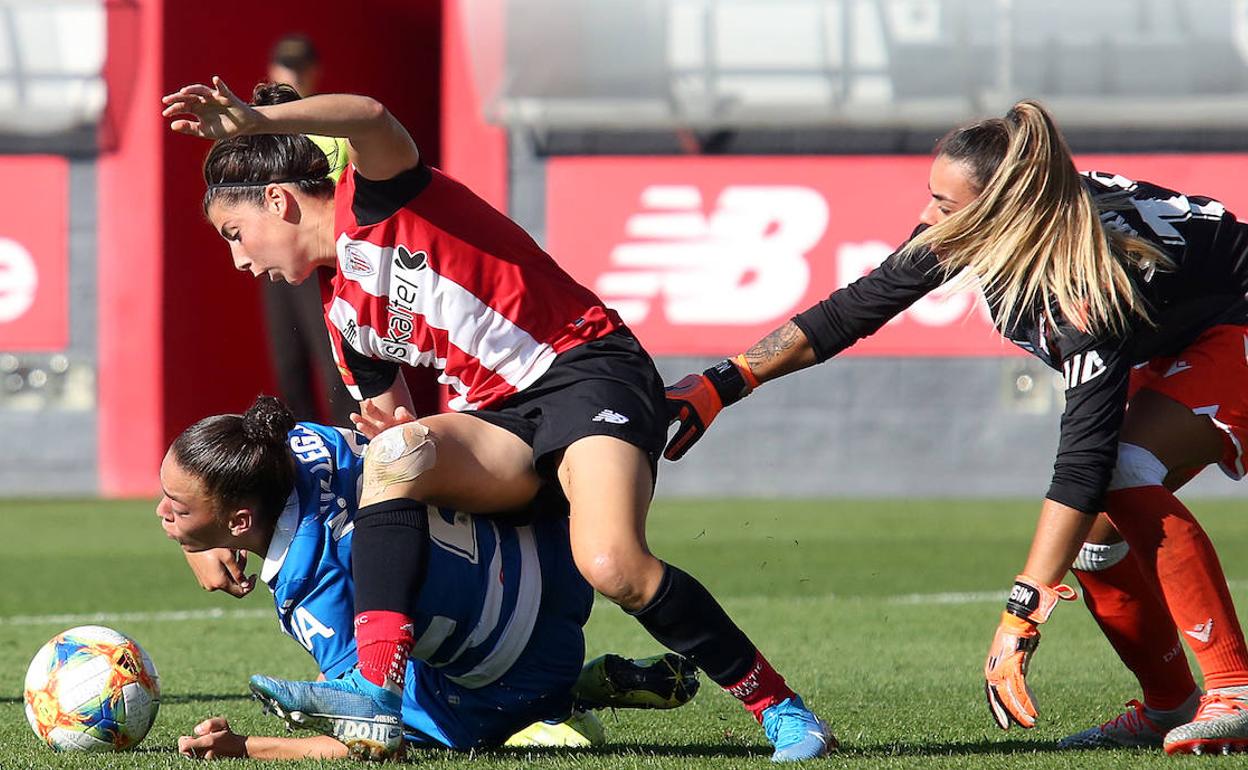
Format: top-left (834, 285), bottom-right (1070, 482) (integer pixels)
top-left (664, 241), bottom-right (946, 460)
top-left (178, 717), bottom-right (347, 761)
top-left (662, 321), bottom-right (816, 460)
top-left (740, 320), bottom-right (818, 383)
top-left (161, 76), bottom-right (420, 181)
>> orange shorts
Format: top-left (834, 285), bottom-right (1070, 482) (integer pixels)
top-left (1129, 324), bottom-right (1248, 479)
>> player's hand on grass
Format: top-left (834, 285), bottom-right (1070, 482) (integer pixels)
top-left (178, 717), bottom-right (247, 759)
top-left (983, 575), bottom-right (1076, 729)
top-left (162, 76), bottom-right (261, 140)
top-left (184, 548), bottom-right (256, 598)
top-left (984, 613), bottom-right (1042, 729)
top-left (664, 357), bottom-right (757, 461)
top-left (350, 399), bottom-right (416, 439)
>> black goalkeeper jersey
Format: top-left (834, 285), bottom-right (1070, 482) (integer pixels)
top-left (793, 172), bottom-right (1248, 514)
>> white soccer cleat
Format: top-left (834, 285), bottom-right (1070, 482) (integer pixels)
top-left (1057, 697), bottom-right (1196, 750)
top-left (1164, 688), bottom-right (1248, 755)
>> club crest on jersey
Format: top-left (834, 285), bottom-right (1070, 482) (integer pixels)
top-left (341, 243), bottom-right (375, 277)
top-left (394, 245), bottom-right (428, 271)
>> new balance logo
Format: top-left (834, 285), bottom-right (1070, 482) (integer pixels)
top-left (592, 409), bottom-right (630, 424)
top-left (596, 185), bottom-right (827, 325)
top-left (1164, 360), bottom-right (1192, 378)
top-left (1185, 619), bottom-right (1214, 644)
top-left (1062, 351), bottom-right (1107, 389)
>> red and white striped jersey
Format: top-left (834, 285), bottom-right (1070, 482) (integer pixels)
top-left (321, 163), bottom-right (621, 411)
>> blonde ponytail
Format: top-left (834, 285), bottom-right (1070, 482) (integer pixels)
top-left (905, 101), bottom-right (1171, 335)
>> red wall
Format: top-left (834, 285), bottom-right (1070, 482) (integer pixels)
top-left (442, 0), bottom-right (507, 211)
top-left (99, 0), bottom-right (165, 495)
top-left (99, 0), bottom-right (442, 494)
top-left (158, 1), bottom-right (443, 440)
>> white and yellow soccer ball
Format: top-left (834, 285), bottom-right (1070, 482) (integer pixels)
top-left (23, 625), bottom-right (161, 752)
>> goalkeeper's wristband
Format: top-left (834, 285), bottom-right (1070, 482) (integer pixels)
top-left (704, 355), bottom-right (759, 408)
top-left (1004, 574), bottom-right (1077, 625)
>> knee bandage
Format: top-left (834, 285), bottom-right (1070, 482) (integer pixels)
top-left (362, 422), bottom-right (437, 500)
top-left (1108, 443), bottom-right (1167, 491)
top-left (1072, 540), bottom-right (1130, 572)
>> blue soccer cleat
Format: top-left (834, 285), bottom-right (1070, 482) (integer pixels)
top-left (249, 670), bottom-right (404, 761)
top-left (761, 695), bottom-right (836, 762)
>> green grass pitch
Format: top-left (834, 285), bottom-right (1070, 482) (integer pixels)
top-left (3, 497), bottom-right (1248, 768)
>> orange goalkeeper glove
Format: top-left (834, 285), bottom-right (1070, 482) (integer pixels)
top-left (663, 355), bottom-right (759, 461)
top-left (984, 575), bottom-right (1076, 729)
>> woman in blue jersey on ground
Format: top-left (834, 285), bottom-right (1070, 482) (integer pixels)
top-left (157, 396), bottom-right (698, 760)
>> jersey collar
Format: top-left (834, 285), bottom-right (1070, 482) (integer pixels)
top-left (261, 491), bottom-right (301, 586)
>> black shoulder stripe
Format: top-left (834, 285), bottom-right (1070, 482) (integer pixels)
top-left (341, 343), bottom-right (401, 399)
top-left (351, 163), bottom-right (433, 226)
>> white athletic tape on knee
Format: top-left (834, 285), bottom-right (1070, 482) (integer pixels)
top-left (363, 422), bottom-right (437, 494)
top-left (1071, 540), bottom-right (1130, 572)
top-left (1107, 443), bottom-right (1167, 491)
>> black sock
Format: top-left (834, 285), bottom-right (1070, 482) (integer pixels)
top-left (628, 563), bottom-right (757, 686)
top-left (351, 499), bottom-right (429, 617)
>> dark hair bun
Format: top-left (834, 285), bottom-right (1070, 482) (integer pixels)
top-left (242, 395), bottom-right (296, 446)
top-left (251, 82), bottom-right (302, 107)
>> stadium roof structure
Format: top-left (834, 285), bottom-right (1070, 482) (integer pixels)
top-left (0, 0), bottom-right (117, 154)
top-left (459, 0), bottom-right (1248, 140)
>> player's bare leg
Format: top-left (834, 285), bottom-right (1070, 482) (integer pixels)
top-left (558, 436), bottom-right (834, 761)
top-left (363, 413), bottom-right (541, 510)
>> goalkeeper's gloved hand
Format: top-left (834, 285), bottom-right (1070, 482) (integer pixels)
top-left (663, 355), bottom-right (759, 461)
top-left (984, 574), bottom-right (1077, 730)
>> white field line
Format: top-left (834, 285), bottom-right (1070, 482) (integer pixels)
top-left (7, 579), bottom-right (1248, 626)
top-left (885, 590), bottom-right (1007, 605)
top-left (0, 607), bottom-right (272, 627)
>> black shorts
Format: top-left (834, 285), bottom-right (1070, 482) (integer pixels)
top-left (468, 329), bottom-right (666, 485)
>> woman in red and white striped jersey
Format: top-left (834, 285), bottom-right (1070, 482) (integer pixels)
top-left (161, 78), bottom-right (832, 762)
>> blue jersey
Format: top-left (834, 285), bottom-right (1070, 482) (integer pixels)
top-left (260, 423), bottom-right (590, 705)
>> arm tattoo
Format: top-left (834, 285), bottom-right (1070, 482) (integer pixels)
top-left (743, 321), bottom-right (813, 380)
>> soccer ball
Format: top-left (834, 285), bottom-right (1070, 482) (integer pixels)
top-left (23, 625), bottom-right (161, 752)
